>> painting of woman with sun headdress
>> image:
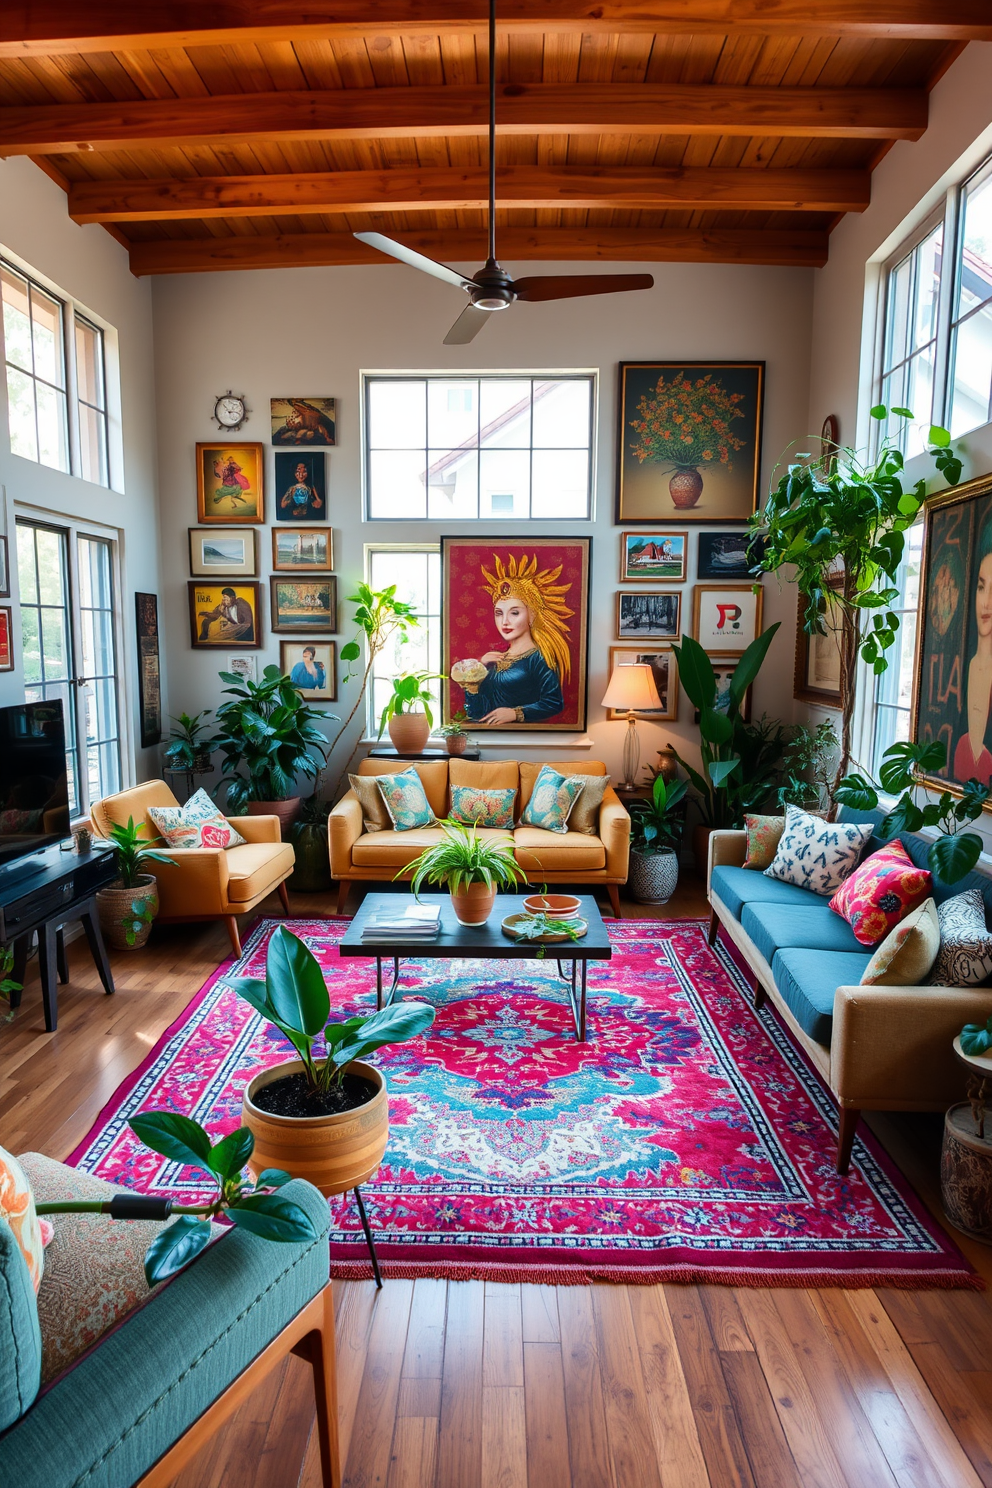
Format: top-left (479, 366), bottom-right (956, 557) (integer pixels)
top-left (442, 538), bottom-right (590, 731)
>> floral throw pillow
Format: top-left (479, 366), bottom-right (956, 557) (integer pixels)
top-left (147, 788), bottom-right (246, 850)
top-left (932, 888), bottom-right (992, 986)
top-left (520, 766), bottom-right (584, 834)
top-left (763, 804), bottom-right (873, 897)
top-left (743, 814), bottom-right (785, 870)
top-left (450, 785), bottom-right (516, 829)
top-left (375, 768), bottom-right (437, 831)
top-left (829, 840), bottom-right (932, 946)
top-left (0, 1145), bottom-right (46, 1292)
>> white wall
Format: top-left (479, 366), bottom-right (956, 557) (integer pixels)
top-left (0, 156), bottom-right (163, 782)
top-left (151, 259), bottom-right (812, 793)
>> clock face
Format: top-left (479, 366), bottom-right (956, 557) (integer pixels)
top-left (216, 396), bottom-right (246, 427)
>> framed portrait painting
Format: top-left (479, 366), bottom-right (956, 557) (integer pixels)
top-left (619, 530), bottom-right (687, 582)
top-left (615, 591), bottom-right (681, 642)
top-left (616, 362), bottom-right (764, 524)
top-left (441, 537), bottom-right (590, 732)
top-left (271, 398), bottom-right (336, 446)
top-left (280, 641), bottom-right (336, 700)
top-left (272, 527), bottom-right (333, 572)
top-left (275, 451), bottom-right (326, 523)
top-left (188, 527), bottom-right (257, 577)
top-left (196, 443), bottom-right (264, 523)
top-left (188, 582), bottom-right (261, 649)
top-left (270, 577), bottom-right (337, 633)
top-left (606, 647), bottom-right (678, 722)
top-left (692, 583), bottom-right (763, 654)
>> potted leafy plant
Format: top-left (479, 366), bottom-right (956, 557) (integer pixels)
top-left (211, 664), bottom-right (337, 828)
top-left (287, 794), bottom-right (333, 894)
top-left (164, 710), bottom-right (214, 773)
top-left (627, 775), bottom-right (688, 904)
top-left (378, 670), bottom-right (445, 754)
top-left (326, 583), bottom-right (422, 795)
top-left (435, 709), bottom-right (470, 756)
top-left (777, 719), bottom-right (839, 816)
top-left (95, 816), bottom-right (176, 950)
top-left (233, 926), bottom-right (434, 1194)
top-left (403, 820), bottom-right (527, 925)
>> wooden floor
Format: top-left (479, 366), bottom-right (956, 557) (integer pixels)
top-left (2, 878), bottom-right (992, 1488)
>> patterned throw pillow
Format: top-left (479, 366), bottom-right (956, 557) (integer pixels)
top-left (375, 767), bottom-right (437, 831)
top-left (763, 804), bottom-right (873, 897)
top-left (349, 774), bottom-right (393, 833)
top-left (567, 775), bottom-right (611, 836)
top-left (932, 888), bottom-right (992, 985)
top-left (829, 840), bottom-right (932, 946)
top-left (520, 766), bottom-right (584, 834)
top-left (147, 788), bottom-right (246, 850)
top-left (0, 1145), bottom-right (45, 1292)
top-left (450, 785), bottom-right (516, 829)
top-left (861, 897), bottom-right (940, 985)
top-left (743, 814), bottom-right (785, 870)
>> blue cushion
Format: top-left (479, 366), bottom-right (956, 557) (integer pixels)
top-left (0, 1219), bottom-right (41, 1432)
top-left (741, 902), bottom-right (864, 965)
top-left (710, 864), bottom-right (816, 921)
top-left (770, 948), bottom-right (873, 1044)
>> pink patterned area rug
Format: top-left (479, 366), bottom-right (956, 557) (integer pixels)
top-left (69, 917), bottom-right (977, 1288)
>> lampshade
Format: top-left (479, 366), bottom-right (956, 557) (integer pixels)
top-left (601, 663), bottom-right (661, 713)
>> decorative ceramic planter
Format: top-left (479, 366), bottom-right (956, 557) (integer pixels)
top-left (669, 466), bottom-right (703, 509)
top-left (629, 848), bottom-right (679, 905)
top-left (445, 734), bottom-right (469, 756)
top-left (96, 874), bottom-right (159, 950)
top-left (941, 1102), bottom-right (992, 1244)
top-left (242, 1058), bottom-right (388, 1197)
top-left (248, 796), bottom-right (300, 831)
top-left (450, 880), bottom-right (498, 926)
top-left (388, 713), bottom-right (431, 753)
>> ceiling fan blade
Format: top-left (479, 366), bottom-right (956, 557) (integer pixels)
top-left (512, 274), bottom-right (655, 303)
top-left (442, 304), bottom-right (492, 346)
top-left (354, 231), bottom-right (476, 293)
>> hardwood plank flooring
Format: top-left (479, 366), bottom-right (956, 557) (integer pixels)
top-left (2, 876), bottom-right (991, 1488)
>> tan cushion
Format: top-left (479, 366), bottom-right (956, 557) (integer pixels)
top-left (348, 773), bottom-right (393, 833)
top-left (567, 775), bottom-right (611, 836)
top-left (861, 897), bottom-right (941, 986)
top-left (512, 827), bottom-right (606, 872)
top-left (225, 841), bottom-right (296, 903)
top-left (519, 760), bottom-right (607, 811)
top-left (448, 759), bottom-right (519, 816)
top-left (357, 759), bottom-right (448, 820)
top-left (744, 814), bottom-right (786, 870)
top-left (353, 825), bottom-right (513, 869)
top-left (90, 780), bottom-right (179, 844)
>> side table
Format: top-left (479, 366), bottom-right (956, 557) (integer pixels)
top-left (940, 1037), bottom-right (992, 1244)
top-left (366, 744), bottom-right (481, 762)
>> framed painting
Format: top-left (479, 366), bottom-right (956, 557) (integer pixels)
top-left (696, 530), bottom-right (763, 581)
top-left (619, 530), bottom-right (687, 582)
top-left (694, 660), bottom-right (752, 724)
top-left (135, 593), bottom-right (162, 747)
top-left (271, 398), bottom-right (336, 446)
top-left (0, 535), bottom-right (8, 597)
top-left (794, 577), bottom-right (844, 709)
top-left (616, 362), bottom-right (764, 524)
top-left (441, 537), bottom-right (590, 732)
top-left (606, 647), bottom-right (678, 722)
top-left (188, 582), bottom-right (261, 648)
top-left (280, 641), bottom-right (336, 700)
top-left (692, 583), bottom-right (763, 654)
top-left (188, 527), bottom-right (257, 577)
top-left (615, 591), bottom-right (681, 642)
top-left (226, 655), bottom-right (257, 685)
top-left (196, 443), bottom-right (264, 523)
top-left (272, 527), bottom-right (333, 572)
top-left (0, 606), bottom-right (13, 671)
top-left (270, 577), bottom-right (337, 633)
top-left (275, 451), bottom-right (326, 522)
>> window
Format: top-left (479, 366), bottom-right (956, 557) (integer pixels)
top-left (868, 523), bottom-right (923, 771)
top-left (366, 548), bottom-right (441, 737)
top-left (949, 157), bottom-right (992, 437)
top-left (74, 316), bottom-right (109, 486)
top-left (878, 222), bottom-right (943, 457)
top-left (17, 519), bottom-right (122, 816)
top-left (364, 374), bottom-right (594, 520)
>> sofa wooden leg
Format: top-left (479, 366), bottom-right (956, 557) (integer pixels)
top-left (606, 884), bottom-right (621, 918)
top-left (753, 984), bottom-right (767, 1011)
top-left (335, 880), bottom-right (351, 917)
top-left (225, 916), bottom-right (243, 959)
top-left (707, 908), bottom-right (719, 947)
top-left (837, 1107), bottom-right (860, 1175)
top-left (277, 881), bottom-right (291, 915)
top-left (292, 1286), bottom-right (341, 1488)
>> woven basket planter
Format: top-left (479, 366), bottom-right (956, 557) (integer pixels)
top-left (629, 849), bottom-right (680, 905)
top-left (95, 875), bottom-right (159, 950)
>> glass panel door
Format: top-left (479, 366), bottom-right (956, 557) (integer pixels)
top-left (77, 536), bottom-right (121, 805)
top-left (17, 521), bottom-right (79, 813)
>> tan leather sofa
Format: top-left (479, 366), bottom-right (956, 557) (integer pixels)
top-left (328, 758), bottom-right (630, 917)
top-left (90, 781), bottom-right (295, 959)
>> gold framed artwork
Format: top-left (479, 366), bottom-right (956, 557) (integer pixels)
top-left (272, 527), bottom-right (334, 573)
top-left (269, 577), bottom-right (337, 633)
top-left (692, 583), bottom-right (763, 654)
top-left (615, 591), bottom-right (681, 642)
top-left (188, 527), bottom-right (258, 578)
top-left (196, 443), bottom-right (264, 523)
top-left (188, 582), bottom-right (261, 649)
top-left (280, 641), bottom-right (337, 700)
top-left (270, 398), bottom-right (336, 446)
top-left (794, 580), bottom-right (844, 709)
top-left (606, 646), bottom-right (678, 721)
top-left (619, 531), bottom-right (687, 583)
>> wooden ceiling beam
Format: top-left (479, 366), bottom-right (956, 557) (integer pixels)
top-left (68, 165), bottom-right (870, 223)
top-left (127, 226), bottom-right (829, 276)
top-left (2, 3), bottom-right (990, 56)
top-left (0, 83), bottom-right (927, 157)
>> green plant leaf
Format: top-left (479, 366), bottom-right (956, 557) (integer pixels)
top-left (833, 774), bottom-right (879, 812)
top-left (331, 1000), bottom-right (436, 1069)
top-left (930, 831), bottom-right (983, 884)
top-left (869, 404), bottom-right (887, 420)
top-left (707, 758), bottom-right (740, 788)
top-left (960, 1019), bottom-right (992, 1057)
top-left (143, 1217), bottom-right (213, 1286)
top-left (880, 794), bottom-right (925, 836)
top-left (207, 1126), bottom-right (255, 1182)
top-left (698, 707), bottom-right (734, 745)
top-left (671, 636), bottom-right (716, 711)
top-left (228, 1192), bottom-right (318, 1243)
top-left (128, 1112), bottom-right (215, 1176)
top-left (928, 424), bottom-right (951, 448)
top-left (255, 1168), bottom-right (293, 1189)
top-left (890, 406), bottom-right (914, 418)
top-left (728, 623), bottom-right (781, 707)
top-left (264, 924), bottom-right (329, 1036)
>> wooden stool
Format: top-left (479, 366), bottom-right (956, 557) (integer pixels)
top-left (9, 895), bottom-right (115, 1032)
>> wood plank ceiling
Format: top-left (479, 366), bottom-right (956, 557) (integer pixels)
top-left (0, 4), bottom-right (987, 276)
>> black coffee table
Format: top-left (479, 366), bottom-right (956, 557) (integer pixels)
top-left (338, 892), bottom-right (612, 1042)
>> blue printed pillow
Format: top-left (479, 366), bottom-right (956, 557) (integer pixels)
top-left (520, 766), bottom-right (584, 834)
top-left (764, 804), bottom-right (873, 896)
top-left (450, 785), bottom-right (516, 829)
top-left (375, 768), bottom-right (437, 831)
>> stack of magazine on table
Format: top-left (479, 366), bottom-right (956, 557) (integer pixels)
top-left (361, 902), bottom-right (442, 943)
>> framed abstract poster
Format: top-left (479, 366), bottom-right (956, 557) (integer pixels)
top-left (619, 530), bottom-right (687, 582)
top-left (692, 583), bottom-right (763, 654)
top-left (616, 362), bottom-right (764, 524)
top-left (274, 451), bottom-right (326, 522)
top-left (196, 443), bottom-right (264, 523)
top-left (270, 577), bottom-right (337, 633)
top-left (134, 593), bottom-right (162, 747)
top-left (606, 646), bottom-right (678, 722)
top-left (442, 537), bottom-right (590, 731)
top-left (188, 582), bottom-right (261, 648)
top-left (271, 398), bottom-right (336, 446)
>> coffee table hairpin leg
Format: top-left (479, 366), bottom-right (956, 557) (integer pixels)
top-left (375, 957), bottom-right (402, 1012)
top-left (353, 1186), bottom-right (383, 1289)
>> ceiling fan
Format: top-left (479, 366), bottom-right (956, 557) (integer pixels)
top-left (353, 0), bottom-right (654, 344)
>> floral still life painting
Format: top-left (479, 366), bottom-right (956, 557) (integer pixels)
top-left (196, 443), bottom-right (264, 523)
top-left (270, 398), bottom-right (336, 446)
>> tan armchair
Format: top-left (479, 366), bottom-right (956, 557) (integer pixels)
top-left (89, 781), bottom-right (295, 958)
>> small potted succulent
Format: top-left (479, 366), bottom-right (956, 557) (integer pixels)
top-left (378, 671), bottom-right (445, 754)
top-left (435, 709), bottom-right (470, 756)
top-left (627, 775), bottom-right (688, 904)
top-left (403, 820), bottom-right (527, 925)
top-left (95, 816), bottom-right (176, 950)
top-left (164, 710), bottom-right (214, 773)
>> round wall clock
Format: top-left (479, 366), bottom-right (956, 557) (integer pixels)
top-left (213, 391), bottom-right (249, 431)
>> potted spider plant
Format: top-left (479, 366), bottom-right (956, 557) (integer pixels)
top-left (95, 816), bottom-right (176, 950)
top-left (403, 819), bottom-right (527, 926)
top-left (378, 671), bottom-right (445, 754)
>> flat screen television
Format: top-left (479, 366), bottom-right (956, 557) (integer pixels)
top-left (0, 699), bottom-right (71, 874)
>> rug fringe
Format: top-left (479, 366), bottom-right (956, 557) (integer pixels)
top-left (330, 1260), bottom-right (985, 1290)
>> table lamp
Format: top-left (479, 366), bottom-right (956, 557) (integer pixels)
top-left (601, 663), bottom-right (661, 789)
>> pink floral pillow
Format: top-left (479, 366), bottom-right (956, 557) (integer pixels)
top-left (829, 840), bottom-right (932, 946)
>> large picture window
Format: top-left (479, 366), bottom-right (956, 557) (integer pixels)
top-left (366, 547), bottom-right (441, 738)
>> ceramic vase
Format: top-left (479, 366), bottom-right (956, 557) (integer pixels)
top-left (388, 713), bottom-right (431, 753)
top-left (449, 881), bottom-right (497, 926)
top-left (629, 848), bottom-right (679, 905)
top-left (669, 466), bottom-right (703, 509)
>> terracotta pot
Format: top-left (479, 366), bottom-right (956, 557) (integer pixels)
top-left (692, 824), bottom-right (713, 874)
top-left (242, 1058), bottom-right (388, 1197)
top-left (669, 466), bottom-right (703, 509)
top-left (388, 712), bottom-right (431, 753)
top-left (248, 796), bottom-right (300, 831)
top-left (450, 880), bottom-right (498, 926)
top-left (445, 734), bottom-right (469, 756)
top-left (96, 874), bottom-right (159, 951)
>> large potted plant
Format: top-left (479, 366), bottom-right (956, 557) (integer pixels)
top-left (378, 670), bottom-right (445, 754)
top-left (404, 820), bottom-right (527, 925)
top-left (211, 665), bottom-right (336, 829)
top-left (95, 816), bottom-right (176, 950)
top-left (287, 794), bottom-right (333, 893)
top-left (234, 926), bottom-right (434, 1193)
top-left (627, 775), bottom-right (688, 904)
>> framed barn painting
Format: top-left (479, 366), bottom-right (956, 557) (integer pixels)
top-left (616, 362), bottom-right (764, 524)
top-left (270, 577), bottom-right (337, 633)
top-left (442, 537), bottom-right (590, 732)
top-left (619, 530), bottom-right (687, 582)
top-left (275, 451), bottom-right (326, 522)
top-left (271, 398), bottom-right (336, 446)
top-left (606, 647), bottom-right (678, 722)
top-left (196, 443), bottom-right (264, 523)
top-left (188, 582), bottom-right (261, 648)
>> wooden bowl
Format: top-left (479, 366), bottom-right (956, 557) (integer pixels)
top-left (523, 893), bottom-right (582, 919)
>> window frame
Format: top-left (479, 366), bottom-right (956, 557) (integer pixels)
top-left (73, 311), bottom-right (110, 488)
top-left (1, 259), bottom-right (70, 474)
top-left (363, 543), bottom-right (441, 740)
top-left (874, 204), bottom-right (949, 454)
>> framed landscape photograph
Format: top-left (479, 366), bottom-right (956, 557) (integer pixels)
top-left (275, 451), bottom-right (326, 523)
top-left (272, 527), bottom-right (333, 572)
top-left (615, 591), bottom-right (681, 642)
top-left (442, 537), bottom-right (591, 732)
top-left (270, 577), bottom-right (337, 633)
top-left (692, 583), bottom-right (763, 654)
top-left (188, 527), bottom-right (258, 578)
top-left (696, 530), bottom-right (762, 581)
top-left (196, 442), bottom-right (264, 523)
top-left (271, 398), bottom-right (336, 446)
top-left (280, 641), bottom-right (336, 700)
top-left (616, 362), bottom-right (764, 524)
top-left (619, 530), bottom-right (687, 582)
top-left (188, 582), bottom-right (261, 648)
top-left (606, 646), bottom-right (678, 721)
